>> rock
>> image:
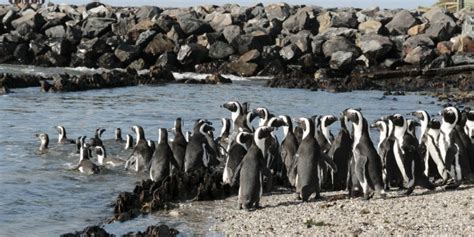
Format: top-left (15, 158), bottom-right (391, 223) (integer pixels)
top-left (197, 32), bottom-right (223, 48)
top-left (403, 35), bottom-right (435, 56)
top-left (322, 36), bottom-right (360, 59)
top-left (76, 37), bottom-right (109, 61)
top-left (385, 10), bottom-right (418, 35)
top-left (429, 54), bottom-right (452, 69)
top-left (47, 38), bottom-right (72, 56)
top-left (239, 49), bottom-right (260, 63)
top-left (127, 19), bottom-right (158, 42)
top-left (404, 46), bottom-right (436, 65)
top-left (86, 5), bottom-right (112, 18)
top-left (155, 52), bottom-right (178, 69)
top-left (228, 61), bottom-right (258, 76)
top-left (65, 25), bottom-right (82, 45)
top-left (451, 35), bottom-right (474, 53)
top-left (2, 10), bottom-right (18, 30)
top-left (167, 25), bottom-right (185, 43)
top-left (97, 52), bottom-right (122, 69)
top-left (45, 25), bottom-right (66, 38)
top-left (205, 73), bottom-right (232, 84)
top-left (29, 37), bottom-right (47, 56)
top-left (264, 3), bottom-right (291, 21)
top-left (123, 224), bottom-right (179, 237)
top-left (156, 15), bottom-right (175, 32)
top-left (82, 17), bottom-right (115, 38)
top-left (177, 15), bottom-right (212, 35)
top-left (41, 12), bottom-right (70, 31)
top-left (318, 27), bottom-right (358, 40)
top-left (358, 20), bottom-right (383, 34)
top-left (244, 18), bottom-right (282, 36)
top-left (208, 41), bottom-right (234, 59)
top-left (290, 31), bottom-right (312, 53)
top-left (452, 53), bottom-right (474, 66)
top-left (279, 44), bottom-right (302, 61)
top-left (282, 8), bottom-right (318, 33)
top-left (222, 25), bottom-right (242, 44)
top-left (425, 22), bottom-right (455, 42)
top-left (128, 58), bottom-right (147, 71)
top-left (11, 9), bottom-right (45, 32)
top-left (13, 43), bottom-right (32, 64)
top-left (330, 51), bottom-right (354, 70)
top-left (318, 11), bottom-right (358, 33)
top-left (357, 33), bottom-right (392, 62)
top-left (437, 41), bottom-right (453, 55)
top-left (135, 30), bottom-right (158, 47)
top-left (149, 66), bottom-right (175, 82)
top-left (144, 33), bottom-right (175, 56)
top-left (206, 12), bottom-right (233, 32)
top-left (231, 34), bottom-right (271, 54)
top-left (60, 225), bottom-right (112, 237)
top-left (136, 6), bottom-right (162, 20)
top-left (114, 43), bottom-right (140, 63)
top-left (407, 23), bottom-right (429, 36)
top-left (177, 43), bottom-right (208, 65)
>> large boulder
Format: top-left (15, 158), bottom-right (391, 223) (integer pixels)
top-left (404, 46), bottom-right (435, 65)
top-left (177, 43), bottom-right (208, 65)
top-left (451, 35), bottom-right (474, 53)
top-left (135, 30), bottom-right (158, 47)
top-left (329, 51), bottom-right (354, 70)
top-left (114, 43), bottom-right (140, 63)
top-left (228, 61), bottom-right (258, 76)
top-left (144, 34), bottom-right (175, 56)
top-left (82, 17), bottom-right (115, 38)
top-left (41, 12), bottom-right (70, 30)
top-left (356, 33), bottom-right (393, 62)
top-left (403, 34), bottom-right (434, 56)
top-left (244, 18), bottom-right (282, 36)
top-left (279, 44), bottom-right (302, 61)
top-left (322, 36), bottom-right (360, 58)
top-left (358, 20), bottom-right (383, 34)
top-left (385, 10), bottom-right (418, 35)
top-left (127, 20), bottom-right (158, 43)
top-left (208, 41), bottom-right (234, 59)
top-left (282, 8), bottom-right (318, 33)
top-left (231, 34), bottom-right (271, 54)
top-left (11, 9), bottom-right (45, 32)
top-left (45, 25), bottom-right (66, 38)
top-left (177, 15), bottom-right (212, 35)
top-left (206, 12), bottom-right (233, 32)
top-left (239, 49), bottom-right (260, 63)
top-left (318, 11), bottom-right (358, 32)
top-left (264, 3), bottom-right (291, 21)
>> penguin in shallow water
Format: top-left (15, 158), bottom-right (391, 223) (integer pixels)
top-left (124, 134), bottom-right (134, 150)
top-left (170, 117), bottom-right (187, 171)
top-left (55, 125), bottom-right (75, 144)
top-left (327, 116), bottom-right (352, 191)
top-left (115, 128), bottom-right (123, 143)
top-left (35, 133), bottom-right (49, 152)
top-left (74, 137), bottom-right (100, 175)
top-left (95, 146), bottom-right (124, 167)
top-left (343, 108), bottom-right (385, 199)
top-left (90, 128), bottom-right (106, 147)
top-left (184, 120), bottom-right (218, 173)
top-left (124, 125), bottom-right (154, 172)
top-left (232, 126), bottom-right (274, 210)
top-left (390, 114), bottom-right (435, 195)
top-left (149, 128), bottom-right (179, 183)
top-left (223, 131), bottom-right (251, 185)
top-left (279, 115), bottom-right (299, 187)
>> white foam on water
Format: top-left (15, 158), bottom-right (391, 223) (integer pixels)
top-left (172, 72), bottom-right (273, 81)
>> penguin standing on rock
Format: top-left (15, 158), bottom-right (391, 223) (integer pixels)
top-left (149, 128), bottom-right (179, 183)
top-left (124, 125), bottom-right (154, 172)
top-left (232, 126), bottom-right (274, 210)
top-left (343, 108), bottom-right (385, 199)
top-left (170, 117), bottom-right (187, 171)
top-left (184, 120), bottom-right (219, 173)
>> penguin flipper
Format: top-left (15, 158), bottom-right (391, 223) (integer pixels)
top-left (231, 162), bottom-right (243, 187)
top-left (322, 152), bottom-right (338, 173)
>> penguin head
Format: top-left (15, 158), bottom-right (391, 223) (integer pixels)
top-left (296, 117), bottom-right (315, 139)
top-left (441, 107), bottom-right (459, 125)
top-left (236, 131), bottom-right (253, 146)
top-left (255, 126), bottom-right (275, 140)
top-left (267, 116), bottom-right (286, 128)
top-left (278, 115), bottom-right (293, 130)
top-left (467, 110), bottom-right (474, 121)
top-left (158, 128), bottom-right (168, 144)
top-left (320, 115), bottom-right (338, 128)
top-left (147, 140), bottom-right (156, 149)
top-left (254, 107), bottom-right (270, 120)
top-left (55, 125), bottom-right (66, 136)
top-left (95, 146), bottom-right (105, 156)
top-left (241, 102), bottom-right (250, 114)
top-left (95, 128), bottom-right (106, 138)
top-left (174, 117), bottom-right (183, 131)
top-left (220, 118), bottom-right (231, 135)
top-left (199, 123), bottom-right (215, 137)
top-left (428, 119), bottom-right (441, 130)
top-left (246, 111), bottom-right (258, 123)
top-left (115, 128), bottom-right (122, 137)
top-left (389, 114), bottom-right (406, 128)
top-left (35, 133), bottom-right (49, 147)
top-left (411, 110), bottom-right (429, 122)
top-left (370, 119), bottom-right (386, 130)
top-left (343, 108), bottom-right (362, 126)
top-left (222, 101), bottom-right (242, 113)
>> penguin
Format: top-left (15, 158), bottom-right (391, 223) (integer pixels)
top-left (343, 108), bottom-right (385, 199)
top-left (327, 116), bottom-right (353, 191)
top-left (232, 126), bottom-right (274, 210)
top-left (254, 107), bottom-right (274, 127)
top-left (115, 128), bottom-right (123, 143)
top-left (315, 115), bottom-right (338, 190)
top-left (184, 121), bottom-right (218, 173)
top-left (216, 118), bottom-right (232, 158)
top-left (390, 114), bottom-right (435, 195)
top-left (147, 140), bottom-right (156, 156)
top-left (318, 115), bottom-right (338, 148)
top-left (456, 109), bottom-right (474, 177)
top-left (222, 131), bottom-right (251, 185)
top-left (222, 101), bottom-right (249, 132)
top-left (438, 107), bottom-right (463, 184)
top-left (294, 126), bottom-right (304, 145)
top-left (74, 137), bottom-right (100, 175)
top-left (411, 110), bottom-right (448, 182)
top-left (55, 125), bottom-right (75, 144)
top-left (406, 119), bottom-right (420, 139)
top-left (124, 125), bottom-right (154, 172)
top-left (293, 117), bottom-right (323, 201)
top-left (149, 128), bottom-right (179, 183)
top-left (464, 110), bottom-right (474, 140)
top-left (279, 115), bottom-right (299, 186)
top-left (95, 146), bottom-right (124, 167)
top-left (170, 117), bottom-right (187, 171)
top-left (35, 133), bottom-right (49, 151)
top-left (90, 128), bottom-right (106, 147)
top-left (124, 134), bottom-right (133, 150)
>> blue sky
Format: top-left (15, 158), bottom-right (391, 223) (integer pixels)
top-left (45, 0), bottom-right (437, 9)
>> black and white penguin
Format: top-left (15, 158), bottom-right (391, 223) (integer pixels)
top-left (254, 107), bottom-right (274, 127)
top-left (293, 126), bottom-right (304, 145)
top-left (216, 117), bottom-right (232, 158)
top-left (327, 116), bottom-right (353, 191)
top-left (315, 115), bottom-right (338, 190)
top-left (55, 125), bottom-right (75, 144)
top-left (222, 101), bottom-right (248, 132)
top-left (232, 126), bottom-right (274, 210)
top-left (115, 128), bottom-right (123, 143)
top-left (279, 115), bottom-right (299, 186)
top-left (184, 121), bottom-right (218, 173)
top-left (170, 117), bottom-right (187, 171)
top-left (124, 125), bottom-right (154, 172)
top-left (456, 109), bottom-right (474, 176)
top-left (222, 131), bottom-right (252, 185)
top-left (147, 140), bottom-right (156, 155)
top-left (318, 115), bottom-right (338, 149)
top-left (390, 114), bottom-right (435, 195)
top-left (464, 110), bottom-right (474, 140)
top-left (149, 128), bottom-right (179, 183)
top-left (406, 119), bottom-right (420, 139)
top-left (293, 117), bottom-right (323, 201)
top-left (124, 134), bottom-right (134, 150)
top-left (74, 137), bottom-right (100, 175)
top-left (439, 107), bottom-right (463, 184)
top-left (95, 146), bottom-right (124, 167)
top-left (90, 128), bottom-right (106, 147)
top-left (411, 110), bottom-right (448, 182)
top-left (343, 108), bottom-right (385, 199)
top-left (35, 133), bottom-right (49, 151)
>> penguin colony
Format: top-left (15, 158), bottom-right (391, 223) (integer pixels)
top-left (36, 102), bottom-right (474, 210)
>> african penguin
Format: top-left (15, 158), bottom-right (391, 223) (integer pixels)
top-left (327, 116), bottom-right (353, 191)
top-left (124, 134), bottom-right (134, 150)
top-left (184, 121), bottom-right (218, 173)
top-left (124, 125), bottom-right (154, 172)
top-left (75, 138), bottom-right (100, 175)
top-left (115, 128), bottom-right (123, 143)
top-left (150, 128), bottom-right (179, 183)
top-left (171, 117), bottom-right (187, 171)
top-left (55, 125), bottom-right (75, 144)
top-left (35, 133), bottom-right (49, 151)
top-left (90, 128), bottom-right (106, 147)
top-left (216, 117), bottom-right (232, 158)
top-left (95, 146), bottom-right (124, 167)
top-left (222, 131), bottom-right (251, 185)
top-left (279, 115), bottom-right (299, 187)
top-left (438, 107), bottom-right (463, 184)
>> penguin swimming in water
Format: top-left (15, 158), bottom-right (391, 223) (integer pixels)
top-left (343, 108), bottom-right (385, 199)
top-left (55, 125), bottom-right (75, 144)
top-left (170, 117), bottom-right (187, 171)
top-left (223, 131), bottom-right (251, 185)
top-left (149, 128), bottom-right (180, 183)
top-left (115, 128), bottom-right (123, 143)
top-left (73, 137), bottom-right (100, 174)
top-left (35, 133), bottom-right (49, 152)
top-left (124, 125), bottom-right (154, 172)
top-left (390, 114), bottom-right (435, 195)
top-left (232, 126), bottom-right (274, 210)
top-left (90, 128), bottom-right (106, 147)
top-left (279, 115), bottom-right (299, 187)
top-left (327, 116), bottom-right (353, 191)
top-left (95, 146), bottom-right (125, 167)
top-left (124, 134), bottom-right (133, 150)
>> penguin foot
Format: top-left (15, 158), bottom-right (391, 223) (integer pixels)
top-left (362, 193), bottom-right (371, 200)
top-left (403, 187), bottom-right (414, 196)
top-left (236, 203), bottom-right (242, 210)
top-left (294, 193), bottom-right (302, 201)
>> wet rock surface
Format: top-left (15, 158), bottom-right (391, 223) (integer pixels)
top-left (61, 224), bottom-right (179, 237)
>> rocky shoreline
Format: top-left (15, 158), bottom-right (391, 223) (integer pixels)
top-left (0, 2), bottom-right (474, 97)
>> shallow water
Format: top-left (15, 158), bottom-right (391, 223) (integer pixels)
top-left (0, 72), bottom-right (443, 236)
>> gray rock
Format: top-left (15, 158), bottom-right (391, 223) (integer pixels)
top-left (177, 15), bottom-right (212, 35)
top-left (114, 43), bottom-right (140, 63)
top-left (424, 22), bottom-right (455, 42)
top-left (264, 3), bottom-right (291, 21)
top-left (279, 44), bottom-right (302, 61)
top-left (239, 49), bottom-right (261, 63)
top-left (136, 6), bottom-right (162, 20)
top-left (452, 53), bottom-right (474, 66)
top-left (228, 61), bottom-right (258, 76)
top-left (82, 17), bottom-right (115, 38)
top-left (319, 27), bottom-right (358, 40)
top-left (167, 25), bottom-right (185, 43)
top-left (29, 36), bottom-right (48, 55)
top-left (290, 31), bottom-right (312, 53)
top-left (222, 25), bottom-right (241, 44)
top-left (330, 51), bottom-right (354, 70)
top-left (65, 25), bottom-right (82, 45)
top-left (197, 32), bottom-right (223, 48)
top-left (97, 52), bottom-right (122, 69)
top-left (177, 43), bottom-right (208, 65)
top-left (231, 34), bottom-right (272, 54)
top-left (47, 38), bottom-right (72, 56)
top-left (2, 10), bottom-right (18, 29)
top-left (358, 20), bottom-right (383, 34)
top-left (135, 30), bottom-right (157, 47)
top-left (76, 37), bottom-right (109, 60)
top-left (244, 18), bottom-right (282, 36)
top-left (155, 52), bottom-right (178, 69)
top-left (144, 34), bottom-right (175, 56)
top-left (404, 46), bottom-right (435, 65)
top-left (322, 36), bottom-right (360, 58)
top-left (385, 10), bottom-right (418, 35)
top-left (128, 58), bottom-right (147, 71)
top-left (318, 11), bottom-right (358, 32)
top-left (206, 12), bottom-right (233, 32)
top-left (41, 12), bottom-right (70, 30)
top-left (209, 41), bottom-right (234, 59)
top-left (357, 33), bottom-right (393, 62)
top-left (11, 10), bottom-right (45, 31)
top-left (282, 8), bottom-right (318, 33)
top-left (45, 25), bottom-right (66, 38)
top-left (403, 34), bottom-right (434, 55)
top-left (156, 15), bottom-right (175, 32)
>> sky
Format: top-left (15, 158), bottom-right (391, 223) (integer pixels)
top-left (37, 0), bottom-right (437, 9)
